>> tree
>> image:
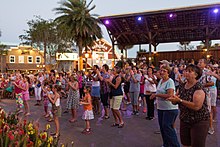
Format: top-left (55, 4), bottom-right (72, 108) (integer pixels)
top-left (54, 0), bottom-right (102, 70)
top-left (19, 16), bottom-right (58, 65)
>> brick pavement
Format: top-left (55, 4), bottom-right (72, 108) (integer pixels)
top-left (0, 98), bottom-right (220, 147)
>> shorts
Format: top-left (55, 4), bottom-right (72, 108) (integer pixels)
top-left (139, 93), bottom-right (145, 99)
top-left (52, 105), bottom-right (61, 117)
top-left (100, 93), bottom-right (109, 107)
top-left (82, 110), bottom-right (94, 120)
top-left (91, 86), bottom-right (100, 97)
top-left (110, 95), bottom-right (123, 110)
top-left (130, 91), bottom-right (140, 105)
top-left (210, 88), bottom-right (217, 106)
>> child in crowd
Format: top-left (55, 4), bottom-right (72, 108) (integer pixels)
top-left (21, 76), bottom-right (31, 116)
top-left (48, 84), bottom-right (62, 138)
top-left (34, 80), bottom-right (42, 106)
top-left (47, 85), bottom-right (54, 122)
top-left (80, 86), bottom-right (94, 134)
top-left (42, 82), bottom-right (49, 117)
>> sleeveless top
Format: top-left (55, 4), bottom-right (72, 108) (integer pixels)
top-left (14, 80), bottom-right (22, 94)
top-left (83, 94), bottom-right (93, 111)
top-left (111, 75), bottom-right (123, 96)
top-left (179, 82), bottom-right (210, 124)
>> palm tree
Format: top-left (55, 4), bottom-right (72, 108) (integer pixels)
top-left (54, 0), bottom-right (102, 70)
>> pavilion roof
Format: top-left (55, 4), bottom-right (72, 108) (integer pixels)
top-left (99, 3), bottom-right (220, 46)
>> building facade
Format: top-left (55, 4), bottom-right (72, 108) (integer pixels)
top-left (82, 38), bottom-right (120, 70)
top-left (56, 39), bottom-right (120, 72)
top-left (0, 45), bottom-right (44, 73)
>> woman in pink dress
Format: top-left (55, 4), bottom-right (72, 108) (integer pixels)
top-left (21, 76), bottom-right (30, 116)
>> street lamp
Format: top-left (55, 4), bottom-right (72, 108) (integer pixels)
top-left (85, 53), bottom-right (89, 58)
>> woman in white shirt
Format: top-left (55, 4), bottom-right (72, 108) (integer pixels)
top-left (150, 65), bottom-right (180, 147)
top-left (144, 67), bottom-right (157, 120)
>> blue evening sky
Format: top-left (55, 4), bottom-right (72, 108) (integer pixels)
top-left (0, 0), bottom-right (219, 57)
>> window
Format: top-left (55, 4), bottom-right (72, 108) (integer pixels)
top-left (18, 56), bottom-right (24, 63)
top-left (9, 55), bottom-right (15, 63)
top-left (27, 56), bottom-right (33, 63)
top-left (36, 56), bottom-right (41, 64)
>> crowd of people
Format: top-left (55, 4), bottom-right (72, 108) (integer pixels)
top-left (0, 58), bottom-right (220, 147)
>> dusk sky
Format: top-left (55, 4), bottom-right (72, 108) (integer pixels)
top-left (0, 0), bottom-right (219, 57)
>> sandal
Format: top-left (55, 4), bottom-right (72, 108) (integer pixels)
top-left (53, 133), bottom-right (60, 138)
top-left (47, 119), bottom-right (54, 122)
top-left (82, 130), bottom-right (91, 135)
top-left (69, 119), bottom-right (77, 123)
top-left (118, 123), bottom-right (124, 128)
top-left (81, 128), bottom-right (91, 134)
top-left (50, 132), bottom-right (56, 135)
top-left (104, 115), bottom-right (110, 119)
top-left (25, 113), bottom-right (31, 116)
top-left (111, 123), bottom-right (119, 127)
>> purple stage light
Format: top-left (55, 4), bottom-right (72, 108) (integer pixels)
top-left (213, 8), bottom-right (219, 14)
top-left (138, 17), bottom-right (142, 21)
top-left (105, 20), bottom-right (110, 25)
top-left (169, 13), bottom-right (174, 18)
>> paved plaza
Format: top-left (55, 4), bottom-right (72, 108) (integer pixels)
top-left (1, 97), bottom-right (220, 147)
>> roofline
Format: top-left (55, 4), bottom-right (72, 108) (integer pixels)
top-left (99, 3), bottom-right (220, 19)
